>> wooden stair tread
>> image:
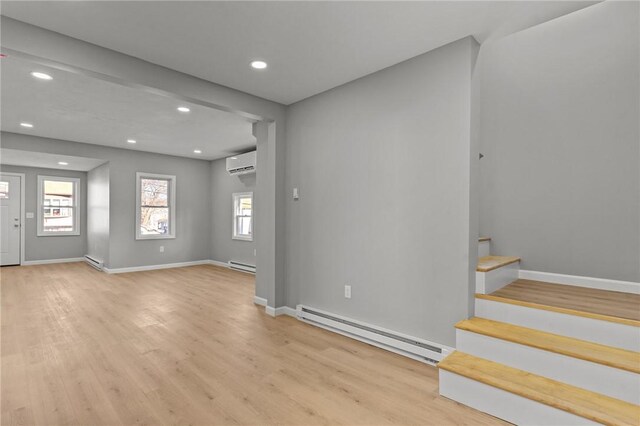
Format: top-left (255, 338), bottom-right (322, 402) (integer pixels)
top-left (486, 279), bottom-right (640, 326)
top-left (478, 237), bottom-right (491, 242)
top-left (476, 256), bottom-right (520, 272)
top-left (438, 352), bottom-right (640, 426)
top-left (456, 317), bottom-right (640, 373)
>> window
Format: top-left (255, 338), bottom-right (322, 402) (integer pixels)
top-left (136, 172), bottom-right (176, 239)
top-left (37, 176), bottom-right (80, 236)
top-left (0, 181), bottom-right (9, 199)
top-left (233, 192), bottom-right (253, 241)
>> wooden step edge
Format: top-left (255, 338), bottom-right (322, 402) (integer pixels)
top-left (438, 352), bottom-right (640, 426)
top-left (476, 293), bottom-right (640, 328)
top-left (455, 317), bottom-right (640, 374)
top-left (476, 256), bottom-right (521, 272)
top-left (478, 237), bottom-right (491, 242)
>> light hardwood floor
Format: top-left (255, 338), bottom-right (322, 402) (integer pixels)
top-left (1, 262), bottom-right (505, 426)
top-left (491, 279), bottom-right (640, 322)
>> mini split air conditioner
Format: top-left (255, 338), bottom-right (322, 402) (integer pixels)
top-left (226, 151), bottom-right (256, 176)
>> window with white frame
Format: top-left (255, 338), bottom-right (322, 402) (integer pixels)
top-left (37, 176), bottom-right (80, 236)
top-left (136, 173), bottom-right (176, 239)
top-left (232, 192), bottom-right (253, 241)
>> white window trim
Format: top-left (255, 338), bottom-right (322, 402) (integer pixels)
top-left (232, 192), bottom-right (253, 241)
top-left (37, 175), bottom-right (81, 237)
top-left (136, 172), bottom-right (176, 240)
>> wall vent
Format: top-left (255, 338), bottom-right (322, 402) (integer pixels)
top-left (297, 305), bottom-right (453, 365)
top-left (84, 255), bottom-right (103, 271)
top-left (228, 260), bottom-right (256, 274)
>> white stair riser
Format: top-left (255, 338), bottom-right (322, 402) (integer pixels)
top-left (439, 370), bottom-right (599, 426)
top-left (456, 329), bottom-right (639, 404)
top-left (476, 298), bottom-right (640, 351)
top-left (478, 240), bottom-right (490, 258)
top-left (476, 262), bottom-right (518, 294)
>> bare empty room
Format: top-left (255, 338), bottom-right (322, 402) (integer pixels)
top-left (1, 1), bottom-right (639, 425)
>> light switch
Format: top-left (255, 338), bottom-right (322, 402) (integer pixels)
top-left (293, 187), bottom-right (299, 200)
top-left (26, 212), bottom-right (34, 219)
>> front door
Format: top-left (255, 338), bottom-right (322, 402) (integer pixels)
top-left (0, 174), bottom-right (22, 266)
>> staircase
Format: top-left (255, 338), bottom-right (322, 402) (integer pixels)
top-left (439, 237), bottom-right (640, 425)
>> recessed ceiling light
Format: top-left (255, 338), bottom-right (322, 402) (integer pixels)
top-left (31, 72), bottom-right (53, 80)
top-left (20, 122), bottom-right (34, 128)
top-left (127, 139), bottom-right (137, 144)
top-left (193, 149), bottom-right (202, 154)
top-left (250, 60), bottom-right (267, 70)
top-left (177, 106), bottom-right (190, 113)
top-left (58, 161), bottom-right (68, 166)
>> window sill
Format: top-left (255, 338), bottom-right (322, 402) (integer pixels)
top-left (135, 235), bottom-right (176, 240)
top-left (37, 232), bottom-right (81, 237)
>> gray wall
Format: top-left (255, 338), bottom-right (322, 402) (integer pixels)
top-left (478, 1), bottom-right (640, 282)
top-left (2, 132), bottom-right (212, 270)
top-left (0, 164), bottom-right (87, 261)
top-left (284, 37), bottom-right (478, 347)
top-left (210, 157), bottom-right (257, 265)
top-left (3, 17), bottom-right (287, 305)
top-left (87, 163), bottom-right (110, 265)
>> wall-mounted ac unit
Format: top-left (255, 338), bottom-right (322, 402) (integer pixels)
top-left (226, 151), bottom-right (256, 176)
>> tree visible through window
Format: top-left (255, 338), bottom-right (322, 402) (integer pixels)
top-left (233, 192), bottom-right (253, 241)
top-left (136, 173), bottom-right (176, 239)
top-left (37, 176), bottom-right (80, 236)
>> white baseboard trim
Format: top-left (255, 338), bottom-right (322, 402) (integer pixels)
top-left (253, 296), bottom-right (267, 306)
top-left (22, 257), bottom-right (84, 266)
top-left (276, 306), bottom-right (297, 317)
top-left (82, 258), bottom-right (263, 274)
top-left (209, 259), bottom-right (230, 268)
top-left (104, 260), bottom-right (212, 274)
top-left (519, 270), bottom-right (640, 294)
top-left (265, 305), bottom-right (296, 317)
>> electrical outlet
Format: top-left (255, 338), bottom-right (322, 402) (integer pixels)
top-left (344, 285), bottom-right (351, 299)
top-left (159, 246), bottom-right (164, 253)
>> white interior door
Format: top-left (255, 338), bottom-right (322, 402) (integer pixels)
top-left (0, 174), bottom-right (22, 266)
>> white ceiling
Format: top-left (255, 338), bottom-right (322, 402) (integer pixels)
top-left (0, 148), bottom-right (107, 171)
top-left (1, 1), bottom-right (598, 105)
top-left (1, 56), bottom-right (256, 160)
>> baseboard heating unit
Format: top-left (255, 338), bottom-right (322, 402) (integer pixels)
top-left (228, 261), bottom-right (256, 274)
top-left (84, 255), bottom-right (104, 271)
top-left (296, 305), bottom-right (453, 365)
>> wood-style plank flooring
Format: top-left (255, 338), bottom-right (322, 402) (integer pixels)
top-left (1, 262), bottom-right (504, 425)
top-left (491, 279), bottom-right (640, 322)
